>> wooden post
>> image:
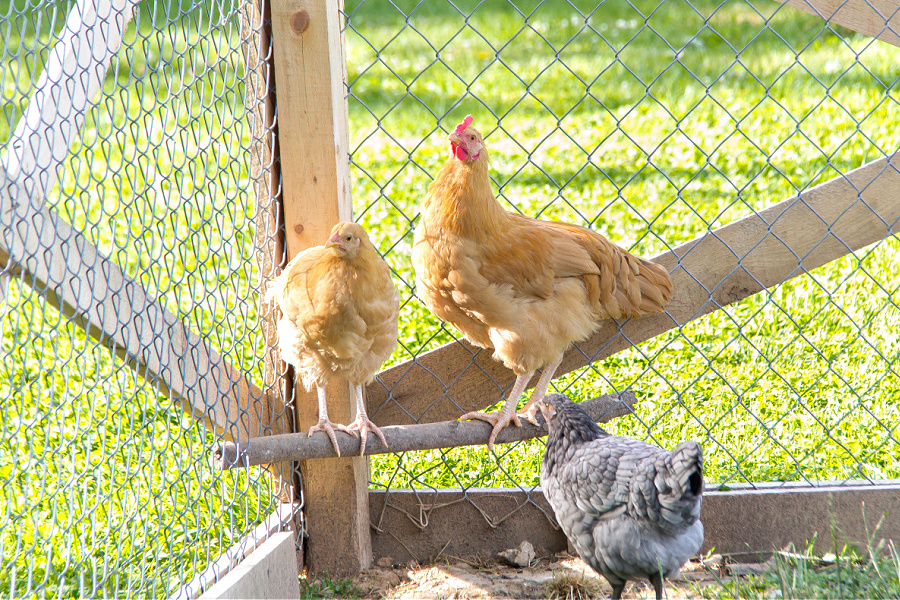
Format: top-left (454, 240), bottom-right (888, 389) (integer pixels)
top-left (242, 0), bottom-right (298, 546)
top-left (268, 0), bottom-right (371, 575)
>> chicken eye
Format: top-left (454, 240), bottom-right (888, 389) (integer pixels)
top-left (469, 135), bottom-right (476, 141)
top-left (345, 235), bottom-right (352, 241)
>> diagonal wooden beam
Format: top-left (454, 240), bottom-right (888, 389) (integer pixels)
top-left (0, 0), bottom-right (278, 442)
top-left (0, 180), bottom-right (272, 440)
top-left (773, 0), bottom-right (900, 48)
top-left (367, 153), bottom-right (900, 426)
top-left (3, 0), bottom-right (137, 191)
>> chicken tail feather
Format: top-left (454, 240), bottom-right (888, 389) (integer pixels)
top-left (633, 258), bottom-right (672, 313)
top-left (655, 440), bottom-right (704, 532)
top-left (639, 258), bottom-right (673, 292)
top-left (669, 440), bottom-right (704, 500)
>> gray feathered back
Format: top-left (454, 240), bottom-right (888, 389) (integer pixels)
top-left (540, 393), bottom-right (705, 595)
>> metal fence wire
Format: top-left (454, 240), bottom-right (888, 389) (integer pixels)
top-left (1, 0), bottom-right (898, 597)
top-left (1, 0), bottom-right (287, 597)
top-left (344, 0), bottom-right (899, 528)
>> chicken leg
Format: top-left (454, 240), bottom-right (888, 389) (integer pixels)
top-left (308, 384), bottom-right (354, 457)
top-left (648, 571), bottom-right (663, 600)
top-left (346, 384), bottom-right (388, 455)
top-left (517, 355), bottom-right (563, 426)
top-left (461, 355), bottom-right (564, 451)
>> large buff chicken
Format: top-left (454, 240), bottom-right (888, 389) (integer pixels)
top-left (267, 222), bottom-right (399, 456)
top-left (412, 115), bottom-right (673, 450)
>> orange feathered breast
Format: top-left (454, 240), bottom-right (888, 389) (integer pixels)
top-left (413, 142), bottom-right (672, 376)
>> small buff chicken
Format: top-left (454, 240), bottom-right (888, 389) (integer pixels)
top-left (540, 394), bottom-right (704, 600)
top-left (266, 222), bottom-right (399, 456)
top-left (412, 115), bottom-right (673, 450)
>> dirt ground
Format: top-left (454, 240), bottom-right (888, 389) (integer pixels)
top-left (353, 547), bottom-right (769, 599)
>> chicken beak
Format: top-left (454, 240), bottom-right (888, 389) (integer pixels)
top-left (448, 132), bottom-right (468, 160)
top-left (326, 232), bottom-right (345, 250)
top-left (539, 401), bottom-right (553, 424)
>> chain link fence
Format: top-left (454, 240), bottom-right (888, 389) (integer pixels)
top-left (2, 0), bottom-right (899, 596)
top-left (344, 0), bottom-right (900, 529)
top-left (1, 0), bottom-right (286, 596)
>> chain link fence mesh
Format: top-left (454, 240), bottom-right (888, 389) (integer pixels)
top-left (1, 0), bottom-right (899, 596)
top-left (344, 0), bottom-right (899, 526)
top-left (1, 0), bottom-right (287, 596)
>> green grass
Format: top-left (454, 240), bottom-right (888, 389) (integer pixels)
top-left (1, 0), bottom-right (899, 597)
top-left (1, 281), bottom-right (277, 597)
top-left (1, 0), bottom-right (276, 596)
top-left (701, 514), bottom-right (900, 598)
top-left (300, 573), bottom-right (368, 599)
top-left (705, 548), bottom-right (900, 599)
top-left (342, 0), bottom-right (900, 489)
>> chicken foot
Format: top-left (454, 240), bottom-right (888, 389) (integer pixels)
top-left (308, 384), bottom-right (354, 457)
top-left (461, 355), bottom-right (563, 452)
top-left (517, 355), bottom-right (563, 426)
top-left (346, 384), bottom-right (388, 456)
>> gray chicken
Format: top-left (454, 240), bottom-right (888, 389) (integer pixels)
top-left (539, 394), bottom-right (704, 600)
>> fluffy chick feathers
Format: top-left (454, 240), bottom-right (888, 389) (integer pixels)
top-left (267, 222), bottom-right (398, 454)
top-left (268, 222), bottom-right (398, 387)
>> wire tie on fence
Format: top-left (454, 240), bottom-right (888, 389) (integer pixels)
top-left (386, 530), bottom-right (421, 564)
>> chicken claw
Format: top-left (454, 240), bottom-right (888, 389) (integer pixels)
top-left (308, 418), bottom-right (353, 457)
top-left (518, 402), bottom-right (544, 427)
top-left (348, 415), bottom-right (388, 456)
top-left (460, 409), bottom-right (522, 452)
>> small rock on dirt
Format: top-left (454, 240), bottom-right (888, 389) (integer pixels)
top-left (497, 540), bottom-right (535, 567)
top-left (729, 562), bottom-right (769, 576)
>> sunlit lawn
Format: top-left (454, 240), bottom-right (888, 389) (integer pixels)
top-left (1, 0), bottom-right (899, 596)
top-left (343, 0), bottom-right (900, 488)
top-left (1, 1), bottom-right (276, 596)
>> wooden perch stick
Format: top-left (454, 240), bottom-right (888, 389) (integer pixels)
top-left (213, 391), bottom-right (636, 470)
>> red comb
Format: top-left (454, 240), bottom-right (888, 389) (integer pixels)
top-left (454, 115), bottom-right (474, 134)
